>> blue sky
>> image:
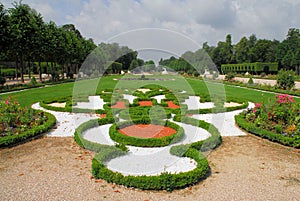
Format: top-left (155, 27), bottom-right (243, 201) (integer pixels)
top-left (2, 0), bottom-right (300, 49)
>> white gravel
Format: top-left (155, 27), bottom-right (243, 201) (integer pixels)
top-left (123, 94), bottom-right (137, 104)
top-left (183, 96), bottom-right (215, 110)
top-left (152, 95), bottom-right (166, 103)
top-left (191, 102), bottom-right (255, 136)
top-left (73, 96), bottom-right (105, 110)
top-left (32, 102), bottom-right (98, 137)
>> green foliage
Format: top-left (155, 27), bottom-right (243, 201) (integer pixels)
top-left (277, 69), bottom-right (295, 90)
top-left (248, 76), bottom-right (254, 85)
top-left (225, 72), bottom-right (235, 81)
top-left (0, 76), bottom-right (6, 86)
top-left (30, 77), bottom-right (37, 86)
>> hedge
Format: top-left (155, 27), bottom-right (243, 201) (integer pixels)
top-left (118, 106), bottom-right (172, 121)
top-left (0, 111), bottom-right (56, 147)
top-left (235, 112), bottom-right (300, 148)
top-left (187, 101), bottom-right (248, 115)
top-left (74, 113), bottom-right (222, 191)
top-left (92, 146), bottom-right (209, 192)
top-left (109, 119), bottom-right (184, 147)
top-left (40, 96), bottom-right (107, 114)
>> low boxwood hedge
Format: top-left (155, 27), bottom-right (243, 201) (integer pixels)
top-left (92, 146), bottom-right (209, 192)
top-left (109, 119), bottom-right (184, 147)
top-left (0, 111), bottom-right (56, 147)
top-left (187, 101), bottom-right (248, 115)
top-left (40, 96), bottom-right (107, 114)
top-left (235, 112), bottom-right (300, 148)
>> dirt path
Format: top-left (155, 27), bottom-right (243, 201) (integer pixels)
top-left (1, 135), bottom-right (299, 200)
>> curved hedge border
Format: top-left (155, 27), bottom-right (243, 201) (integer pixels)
top-left (235, 112), bottom-right (300, 148)
top-left (109, 119), bottom-right (184, 147)
top-left (92, 146), bottom-right (209, 192)
top-left (0, 111), bottom-right (56, 147)
top-left (187, 101), bottom-right (248, 115)
top-left (118, 106), bottom-right (172, 121)
top-left (40, 96), bottom-right (107, 114)
top-left (74, 114), bottom-right (222, 191)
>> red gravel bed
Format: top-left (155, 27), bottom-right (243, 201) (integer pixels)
top-left (166, 101), bottom-right (180, 109)
top-left (118, 124), bottom-right (176, 138)
top-left (111, 101), bottom-right (126, 109)
top-left (139, 101), bottom-right (153, 106)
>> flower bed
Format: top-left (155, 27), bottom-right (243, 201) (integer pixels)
top-left (235, 94), bottom-right (300, 148)
top-left (0, 97), bottom-right (56, 147)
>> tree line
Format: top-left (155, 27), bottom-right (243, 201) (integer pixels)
top-left (160, 28), bottom-right (300, 75)
top-left (0, 2), bottom-right (97, 82)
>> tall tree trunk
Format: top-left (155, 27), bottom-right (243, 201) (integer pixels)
top-left (28, 60), bottom-right (31, 79)
top-left (38, 59), bottom-right (42, 82)
top-left (51, 62), bottom-right (54, 81)
top-left (20, 53), bottom-right (24, 83)
top-left (15, 59), bottom-right (18, 81)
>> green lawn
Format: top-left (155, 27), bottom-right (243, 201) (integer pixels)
top-left (1, 75), bottom-right (299, 107)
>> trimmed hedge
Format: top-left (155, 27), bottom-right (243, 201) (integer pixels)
top-left (187, 101), bottom-right (248, 115)
top-left (0, 111), bottom-right (56, 147)
top-left (118, 106), bottom-right (172, 121)
top-left (235, 112), bottom-right (300, 148)
top-left (40, 96), bottom-right (107, 114)
top-left (92, 147), bottom-right (209, 192)
top-left (109, 119), bottom-right (184, 147)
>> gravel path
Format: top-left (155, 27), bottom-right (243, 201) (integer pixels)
top-left (1, 136), bottom-right (299, 200)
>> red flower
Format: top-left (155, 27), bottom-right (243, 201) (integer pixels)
top-left (5, 100), bottom-right (9, 105)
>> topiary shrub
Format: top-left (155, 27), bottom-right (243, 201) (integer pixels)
top-left (248, 76), bottom-right (254, 85)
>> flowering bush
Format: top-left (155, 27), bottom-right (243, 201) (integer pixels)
top-left (0, 96), bottom-right (48, 137)
top-left (244, 94), bottom-right (299, 138)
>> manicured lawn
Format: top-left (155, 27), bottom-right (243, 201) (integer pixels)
top-left (1, 75), bottom-right (299, 107)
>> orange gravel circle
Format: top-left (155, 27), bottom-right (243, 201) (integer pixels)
top-left (118, 124), bottom-right (176, 138)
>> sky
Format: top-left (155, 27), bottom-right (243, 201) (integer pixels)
top-left (2, 0), bottom-right (300, 60)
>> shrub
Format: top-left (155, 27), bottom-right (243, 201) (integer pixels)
top-left (225, 72), bottom-right (235, 81)
top-left (0, 76), bottom-right (6, 86)
top-left (30, 77), bottom-right (37, 86)
top-left (248, 76), bottom-right (254, 85)
top-left (277, 69), bottom-right (295, 90)
top-left (193, 71), bottom-right (200, 77)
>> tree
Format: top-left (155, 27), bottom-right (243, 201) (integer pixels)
top-left (235, 37), bottom-right (250, 63)
top-left (129, 59), bottom-right (139, 70)
top-left (8, 2), bottom-right (38, 82)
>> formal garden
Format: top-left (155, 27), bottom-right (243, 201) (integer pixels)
top-left (1, 74), bottom-right (299, 192)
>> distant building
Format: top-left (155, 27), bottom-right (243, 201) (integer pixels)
top-left (221, 62), bottom-right (278, 74)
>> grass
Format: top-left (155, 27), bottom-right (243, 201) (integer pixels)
top-left (0, 74), bottom-right (299, 107)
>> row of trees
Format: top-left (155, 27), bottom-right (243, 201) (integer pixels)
top-left (160, 28), bottom-right (300, 74)
top-left (0, 2), bottom-right (96, 82)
